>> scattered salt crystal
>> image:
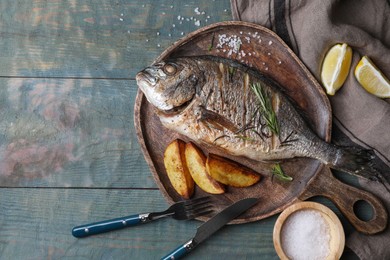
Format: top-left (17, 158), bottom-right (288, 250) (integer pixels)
top-left (267, 52), bottom-right (271, 56)
top-left (190, 16), bottom-right (194, 20)
top-left (207, 15), bottom-right (211, 19)
top-left (216, 34), bottom-right (242, 54)
top-left (156, 32), bottom-right (160, 35)
top-left (268, 40), bottom-right (273, 45)
top-left (248, 53), bottom-right (252, 56)
top-left (157, 44), bottom-right (161, 47)
top-left (120, 13), bottom-right (124, 16)
top-left (201, 12), bottom-right (205, 15)
top-left (262, 62), bottom-right (266, 65)
top-left (119, 18), bottom-right (123, 21)
top-left (194, 7), bottom-right (200, 15)
top-left (281, 210), bottom-right (331, 260)
top-left (194, 20), bottom-right (201, 26)
top-left (179, 21), bottom-right (182, 24)
top-left (224, 9), bottom-right (228, 12)
top-left (181, 32), bottom-right (185, 35)
top-left (142, 4), bottom-right (145, 8)
top-left (146, 39), bottom-right (149, 42)
top-left (168, 33), bottom-right (172, 37)
top-left (265, 67), bottom-right (268, 71)
top-left (172, 24), bottom-right (176, 27)
top-left (245, 36), bottom-right (251, 43)
top-left (278, 60), bottom-right (282, 65)
top-left (177, 15), bottom-right (181, 20)
top-left (170, 5), bottom-right (173, 8)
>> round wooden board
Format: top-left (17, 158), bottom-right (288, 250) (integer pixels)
top-left (134, 21), bottom-right (332, 224)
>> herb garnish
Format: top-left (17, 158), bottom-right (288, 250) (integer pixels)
top-left (228, 66), bottom-right (236, 81)
top-left (250, 82), bottom-right (280, 136)
top-left (271, 163), bottom-right (293, 181)
top-left (208, 33), bottom-right (215, 51)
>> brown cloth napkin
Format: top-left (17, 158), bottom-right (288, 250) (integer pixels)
top-left (230, 0), bottom-right (390, 259)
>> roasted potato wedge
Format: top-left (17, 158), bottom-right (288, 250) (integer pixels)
top-left (185, 142), bottom-right (225, 194)
top-left (206, 154), bottom-right (261, 187)
top-left (164, 139), bottom-right (194, 199)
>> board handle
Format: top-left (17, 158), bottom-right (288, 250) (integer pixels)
top-left (299, 167), bottom-right (388, 235)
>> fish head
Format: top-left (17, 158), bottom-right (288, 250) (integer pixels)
top-left (136, 58), bottom-right (201, 114)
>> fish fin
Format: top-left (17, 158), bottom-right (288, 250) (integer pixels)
top-left (330, 147), bottom-right (381, 181)
top-left (198, 106), bottom-right (238, 133)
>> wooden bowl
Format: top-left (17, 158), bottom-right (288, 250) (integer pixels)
top-left (273, 201), bottom-right (345, 260)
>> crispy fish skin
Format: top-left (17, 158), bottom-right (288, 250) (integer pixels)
top-left (136, 56), bottom-right (376, 179)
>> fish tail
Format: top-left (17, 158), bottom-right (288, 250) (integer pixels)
top-left (329, 146), bottom-right (380, 181)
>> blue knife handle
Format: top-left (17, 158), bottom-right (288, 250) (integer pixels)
top-left (72, 213), bottom-right (149, 238)
top-left (161, 239), bottom-right (195, 260)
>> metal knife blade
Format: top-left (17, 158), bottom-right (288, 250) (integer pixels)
top-left (161, 197), bottom-right (259, 260)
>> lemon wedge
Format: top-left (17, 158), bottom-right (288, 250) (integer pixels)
top-left (354, 56), bottom-right (390, 98)
top-left (321, 43), bottom-right (352, 95)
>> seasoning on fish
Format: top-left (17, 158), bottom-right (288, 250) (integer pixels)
top-left (136, 55), bottom-right (377, 180)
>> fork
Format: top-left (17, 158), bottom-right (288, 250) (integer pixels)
top-left (72, 196), bottom-right (212, 238)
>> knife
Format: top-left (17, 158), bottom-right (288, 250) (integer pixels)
top-left (161, 197), bottom-right (259, 260)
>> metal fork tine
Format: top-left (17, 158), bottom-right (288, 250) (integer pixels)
top-left (186, 208), bottom-right (214, 219)
top-left (184, 205), bottom-right (213, 216)
top-left (171, 197), bottom-right (214, 220)
top-left (182, 196), bottom-right (211, 206)
top-left (183, 199), bottom-right (211, 210)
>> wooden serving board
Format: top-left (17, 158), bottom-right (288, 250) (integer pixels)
top-left (134, 21), bottom-right (387, 234)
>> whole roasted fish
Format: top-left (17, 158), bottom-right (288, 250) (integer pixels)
top-left (136, 55), bottom-right (375, 179)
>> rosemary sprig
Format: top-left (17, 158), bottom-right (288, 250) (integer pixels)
top-left (228, 66), bottom-right (236, 81)
top-left (208, 33), bottom-right (215, 51)
top-left (271, 164), bottom-right (293, 182)
top-left (228, 66), bottom-right (235, 75)
top-left (250, 82), bottom-right (280, 136)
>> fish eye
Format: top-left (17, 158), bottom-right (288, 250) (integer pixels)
top-left (163, 63), bottom-right (177, 75)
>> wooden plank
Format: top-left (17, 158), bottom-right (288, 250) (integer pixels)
top-left (0, 188), bottom-right (278, 259)
top-left (0, 0), bottom-right (232, 78)
top-left (0, 78), bottom-right (154, 188)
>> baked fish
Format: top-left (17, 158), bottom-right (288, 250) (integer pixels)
top-left (136, 55), bottom-right (375, 179)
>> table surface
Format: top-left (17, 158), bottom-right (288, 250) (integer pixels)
top-left (0, 1), bottom-right (365, 259)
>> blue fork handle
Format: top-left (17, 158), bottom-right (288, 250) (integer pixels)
top-left (72, 213), bottom-right (149, 238)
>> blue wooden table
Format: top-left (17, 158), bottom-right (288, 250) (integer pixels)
top-left (0, 1), bottom-right (362, 259)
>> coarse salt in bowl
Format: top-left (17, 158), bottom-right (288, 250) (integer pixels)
top-left (273, 201), bottom-right (345, 260)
